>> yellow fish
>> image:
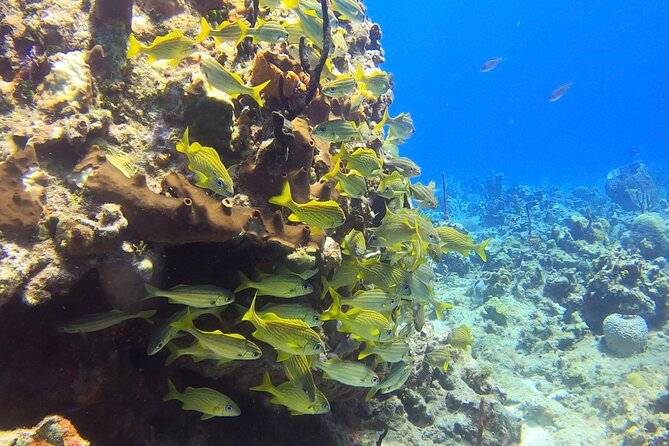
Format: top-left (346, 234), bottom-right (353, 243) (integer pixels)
top-left (175, 128), bottom-right (234, 196)
top-left (410, 181), bottom-right (438, 209)
top-left (426, 347), bottom-right (451, 371)
top-left (164, 380), bottom-right (240, 419)
top-left (242, 295), bottom-right (326, 361)
top-left (284, 354), bottom-right (317, 402)
top-left (358, 339), bottom-right (410, 363)
top-left (321, 287), bottom-right (394, 342)
top-left (374, 109), bottom-right (415, 142)
top-left (200, 56), bottom-right (271, 107)
top-left (437, 226), bottom-right (491, 262)
top-left (143, 283), bottom-right (234, 308)
top-left (235, 271), bottom-right (313, 298)
top-left (314, 357), bottom-right (379, 387)
top-left (57, 309), bottom-right (156, 334)
top-left (251, 371), bottom-right (330, 415)
top-left (269, 181), bottom-right (346, 233)
top-left (376, 171), bottom-right (408, 199)
top-left (322, 162), bottom-right (367, 198)
top-left (333, 147), bottom-right (383, 177)
top-left (312, 119), bottom-right (365, 142)
top-left (449, 324), bottom-right (473, 350)
top-left (171, 308), bottom-right (262, 361)
top-left (340, 228), bottom-right (366, 257)
top-left (127, 27), bottom-right (207, 66)
top-left (200, 18), bottom-right (249, 46)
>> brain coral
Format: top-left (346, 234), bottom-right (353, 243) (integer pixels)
top-left (603, 313), bottom-right (648, 356)
top-left (630, 213), bottom-right (669, 259)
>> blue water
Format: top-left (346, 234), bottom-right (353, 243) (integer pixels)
top-left (365, 0), bottom-right (669, 188)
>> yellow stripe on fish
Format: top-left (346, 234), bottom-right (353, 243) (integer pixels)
top-left (250, 371), bottom-right (330, 415)
top-left (127, 26), bottom-right (207, 66)
top-left (242, 295), bottom-right (326, 361)
top-left (284, 354), bottom-right (317, 402)
top-left (321, 287), bottom-right (394, 342)
top-left (175, 128), bottom-right (234, 196)
top-left (268, 181), bottom-right (346, 233)
top-left (200, 56), bottom-right (271, 107)
top-left (164, 380), bottom-right (240, 419)
top-left (436, 226), bottom-right (491, 262)
top-left (170, 308), bottom-right (262, 361)
top-left (314, 357), bottom-right (379, 387)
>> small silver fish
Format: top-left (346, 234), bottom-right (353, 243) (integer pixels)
top-left (480, 57), bottom-right (503, 72)
top-left (549, 81), bottom-right (574, 102)
top-left (58, 309), bottom-right (156, 334)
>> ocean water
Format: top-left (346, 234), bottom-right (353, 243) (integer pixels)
top-left (0, 1), bottom-right (668, 446)
top-left (366, 0), bottom-right (669, 187)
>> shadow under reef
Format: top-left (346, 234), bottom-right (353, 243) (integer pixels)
top-left (0, 245), bottom-right (351, 446)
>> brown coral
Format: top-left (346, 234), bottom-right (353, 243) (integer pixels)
top-left (73, 147), bottom-right (324, 249)
top-left (0, 145), bottom-right (42, 232)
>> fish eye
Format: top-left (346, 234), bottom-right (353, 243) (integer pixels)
top-left (322, 403), bottom-right (329, 409)
top-left (314, 343), bottom-right (323, 350)
top-left (402, 284), bottom-right (410, 292)
top-left (314, 315), bottom-right (320, 321)
top-left (226, 405), bottom-right (234, 411)
top-left (217, 179), bottom-right (224, 187)
top-left (303, 283), bottom-right (310, 290)
top-left (385, 329), bottom-right (393, 335)
top-left (253, 350), bottom-right (261, 357)
top-left (372, 376), bottom-right (379, 384)
top-left (390, 299), bottom-right (396, 305)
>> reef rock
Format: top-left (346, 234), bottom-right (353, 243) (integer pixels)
top-left (605, 162), bottom-right (658, 211)
top-left (628, 213), bottom-right (669, 259)
top-left (0, 415), bottom-right (89, 446)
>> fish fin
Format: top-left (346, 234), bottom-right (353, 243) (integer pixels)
top-left (241, 293), bottom-right (259, 324)
top-left (249, 79), bottom-right (271, 107)
top-left (235, 271), bottom-right (253, 293)
top-left (176, 128), bottom-right (189, 153)
top-left (163, 379), bottom-right (180, 402)
top-left (476, 238), bottom-right (491, 262)
top-left (126, 34), bottom-right (145, 59)
top-left (195, 18), bottom-right (212, 43)
top-left (357, 341), bottom-right (375, 360)
top-left (320, 277), bottom-right (331, 299)
top-left (152, 30), bottom-right (185, 46)
top-left (353, 64), bottom-right (365, 82)
top-left (165, 344), bottom-right (181, 365)
top-left (192, 171), bottom-right (209, 187)
top-left (217, 358), bottom-right (233, 366)
top-left (373, 108), bottom-right (389, 133)
top-left (250, 370), bottom-right (273, 392)
top-left (166, 58), bottom-right (181, 67)
top-left (143, 283), bottom-right (159, 298)
top-left (365, 386), bottom-right (379, 401)
top-left (286, 213), bottom-right (302, 223)
top-left (269, 181), bottom-right (293, 206)
top-left (432, 302), bottom-right (452, 321)
top-left (276, 351), bottom-right (292, 362)
top-left (146, 55), bottom-right (158, 64)
top-left (200, 414), bottom-right (215, 420)
top-left (234, 20), bottom-right (251, 46)
top-left (320, 287), bottom-right (342, 321)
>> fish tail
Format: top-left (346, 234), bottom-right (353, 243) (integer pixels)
top-left (234, 20), bottom-right (250, 46)
top-left (321, 287), bottom-right (342, 321)
top-left (195, 18), bottom-right (212, 43)
top-left (165, 344), bottom-right (180, 365)
top-left (241, 293), bottom-right (260, 325)
top-left (433, 302), bottom-right (453, 321)
top-left (250, 79), bottom-right (271, 107)
top-left (234, 271), bottom-right (253, 293)
top-left (357, 341), bottom-right (376, 360)
top-left (281, 0), bottom-right (300, 9)
top-left (143, 283), bottom-right (159, 298)
top-left (163, 379), bottom-right (180, 402)
top-left (250, 370), bottom-right (274, 393)
top-left (320, 277), bottom-right (331, 299)
top-left (176, 127), bottom-right (189, 153)
top-left (170, 307), bottom-right (194, 333)
top-left (475, 238), bottom-right (491, 262)
top-left (268, 181), bottom-right (293, 207)
top-left (321, 156), bottom-right (341, 180)
top-left (353, 64), bottom-right (365, 83)
top-left (365, 386), bottom-right (379, 401)
top-left (373, 108), bottom-right (389, 133)
top-left (138, 310), bottom-right (158, 322)
top-left (126, 34), bottom-right (145, 59)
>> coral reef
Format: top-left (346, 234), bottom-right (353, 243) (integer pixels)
top-left (0, 415), bottom-right (89, 446)
top-left (605, 162), bottom-right (658, 211)
top-left (602, 313), bottom-right (648, 356)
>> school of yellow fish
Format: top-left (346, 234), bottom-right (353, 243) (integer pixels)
top-left (59, 0), bottom-right (492, 420)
